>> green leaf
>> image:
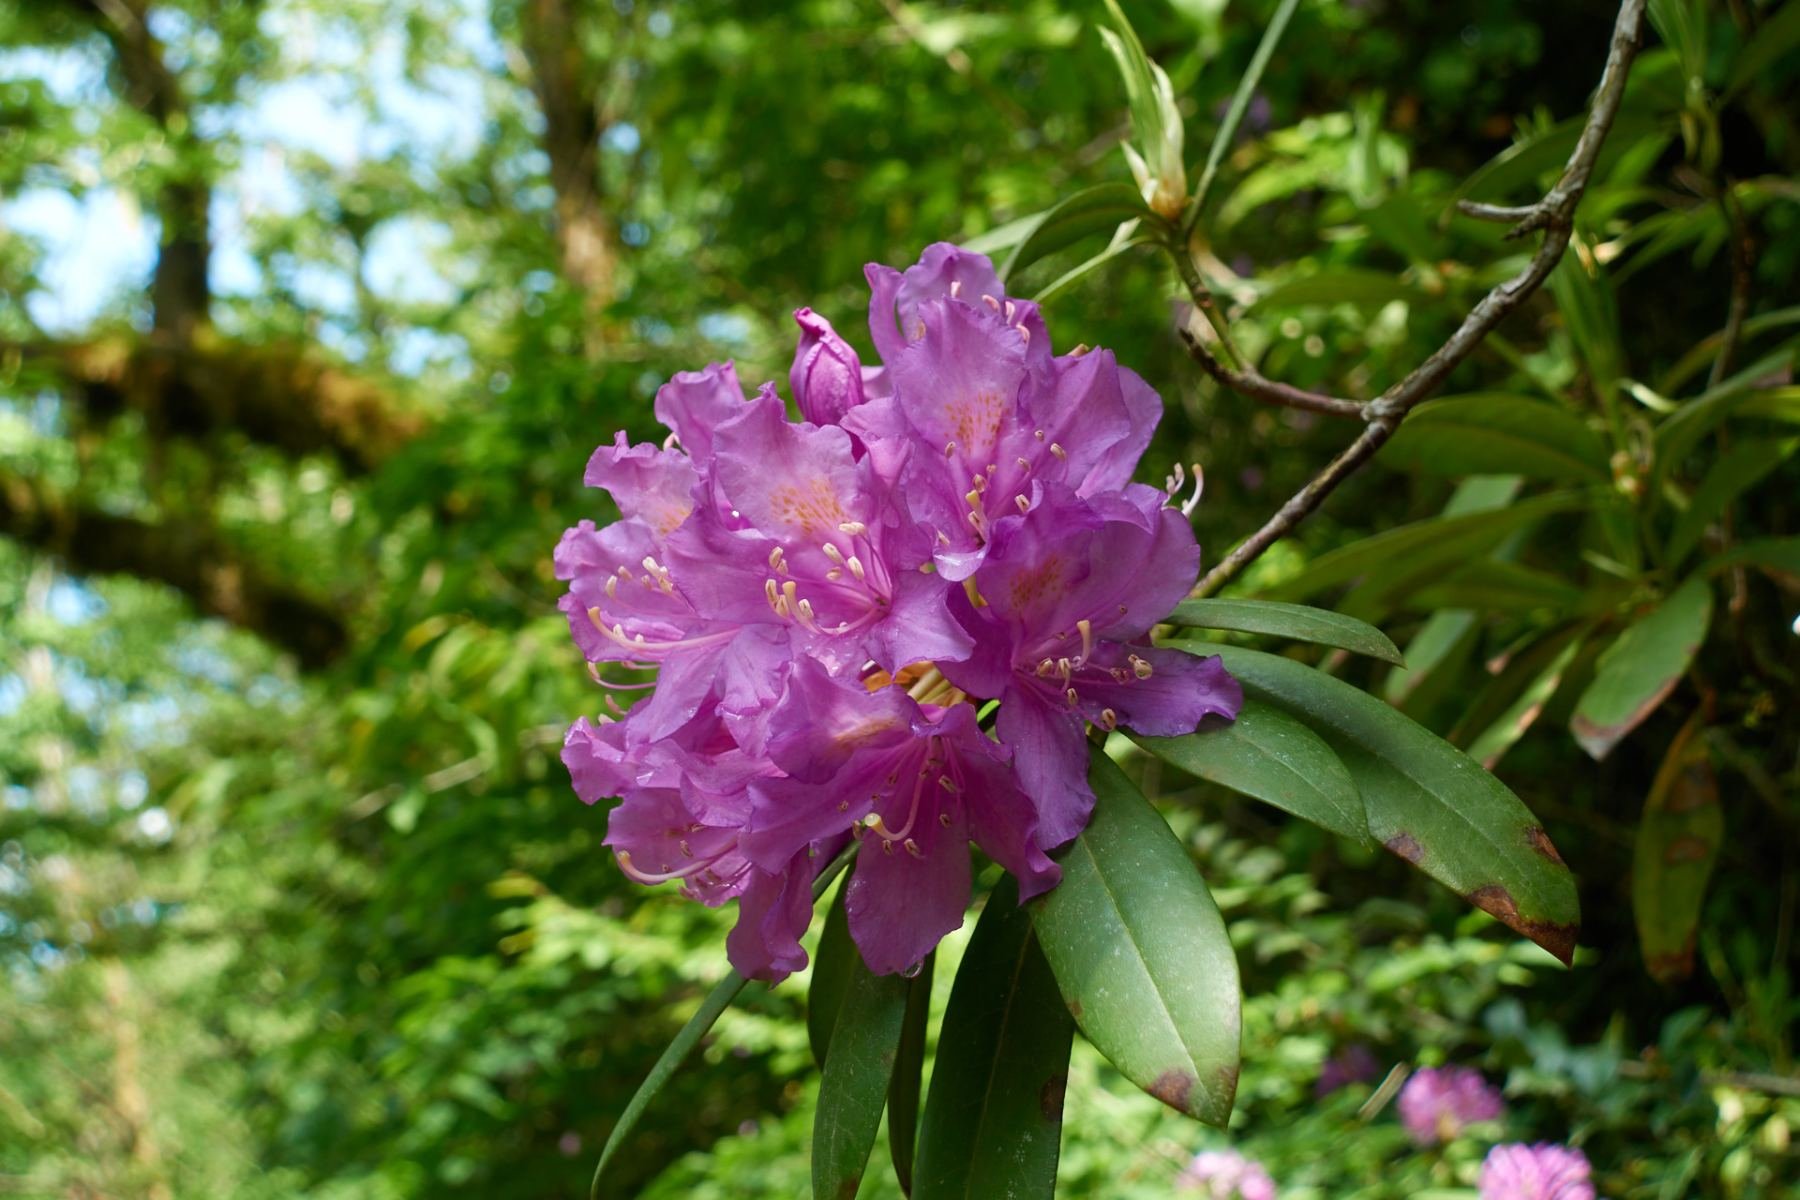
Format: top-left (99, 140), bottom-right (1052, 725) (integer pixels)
top-left (1570, 577), bottom-right (1713, 761)
top-left (1402, 560), bottom-right (1589, 616)
top-left (998, 183), bottom-right (1153, 284)
top-left (914, 878), bottom-right (1073, 1200)
top-left (1724, 0), bottom-right (1800, 98)
top-left (1665, 437), bottom-right (1798, 567)
top-left (1460, 628), bottom-right (1588, 770)
top-left (1382, 394), bottom-right (1611, 482)
top-left (1633, 716), bottom-right (1723, 983)
top-left (1250, 268), bottom-right (1427, 312)
top-left (1262, 491), bottom-right (1584, 604)
top-left (1191, 0), bottom-right (1302, 213)
top-left (1653, 347), bottom-right (1797, 483)
top-left (1382, 609), bottom-right (1478, 710)
top-left (1132, 700), bottom-right (1368, 842)
top-left (590, 970), bottom-right (747, 1199)
top-left (1184, 644), bottom-right (1580, 964)
top-left (887, 954), bottom-right (935, 1196)
top-left (1703, 536), bottom-right (1800, 577)
top-left (1657, 305), bottom-right (1800, 393)
top-left (1032, 231), bottom-right (1154, 304)
top-left (814, 956), bottom-right (912, 1200)
top-left (1031, 748), bottom-right (1241, 1125)
top-left (809, 879), bottom-right (855, 1068)
top-left (1457, 111), bottom-right (1665, 203)
top-left (1166, 598), bottom-right (1403, 665)
top-left (1549, 257), bottom-right (1624, 406)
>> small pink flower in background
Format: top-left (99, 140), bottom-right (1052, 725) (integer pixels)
top-left (1176, 1148), bottom-right (1277, 1200)
top-left (1479, 1143), bottom-right (1595, 1200)
top-left (1397, 1065), bottom-right (1505, 1145)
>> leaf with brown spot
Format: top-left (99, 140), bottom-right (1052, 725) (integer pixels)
top-left (1031, 749), bottom-right (1241, 1125)
top-left (1184, 645), bottom-right (1580, 964)
top-left (915, 877), bottom-right (1073, 1200)
top-left (1570, 577), bottom-right (1713, 760)
top-left (1633, 713), bottom-right (1723, 984)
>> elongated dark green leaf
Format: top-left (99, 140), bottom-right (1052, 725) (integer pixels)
top-left (1381, 609), bottom-right (1478, 712)
top-left (1032, 232), bottom-right (1153, 304)
top-left (1570, 577), bottom-right (1713, 761)
top-left (1403, 559), bottom-right (1589, 615)
top-left (1665, 437), bottom-right (1798, 567)
top-left (999, 183), bottom-right (1152, 283)
top-left (815, 956), bottom-right (911, 1200)
top-left (1166, 599), bottom-right (1402, 665)
top-left (1030, 749), bottom-right (1240, 1125)
top-left (1250, 268), bottom-right (1426, 312)
top-left (591, 848), bottom-right (857, 1199)
top-left (809, 879), bottom-right (855, 1068)
top-left (1383, 394), bottom-right (1611, 482)
top-left (590, 970), bottom-right (746, 1199)
top-left (1633, 716), bottom-right (1723, 983)
top-left (1263, 491), bottom-right (1583, 603)
top-left (1653, 348), bottom-right (1797, 482)
top-left (1704, 536), bottom-right (1800, 577)
top-left (1724, 0), bottom-right (1800, 98)
top-left (888, 953), bottom-right (935, 1196)
top-left (1132, 702), bottom-right (1367, 842)
top-left (1463, 630), bottom-right (1587, 770)
top-left (914, 879), bottom-right (1073, 1200)
top-left (1185, 644), bottom-right (1580, 964)
top-left (1456, 111), bottom-right (1664, 202)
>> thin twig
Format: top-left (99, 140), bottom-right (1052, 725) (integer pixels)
top-left (1178, 325), bottom-right (1366, 417)
top-left (1188, 0), bottom-right (1648, 597)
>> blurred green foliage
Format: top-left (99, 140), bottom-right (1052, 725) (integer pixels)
top-left (0, 0), bottom-right (1794, 1197)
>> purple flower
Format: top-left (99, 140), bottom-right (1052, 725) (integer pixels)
top-left (1316, 1044), bottom-right (1380, 1097)
top-left (1398, 1066), bottom-right (1506, 1145)
top-left (1479, 1143), bottom-right (1595, 1200)
top-left (556, 243), bottom-right (1239, 981)
top-left (942, 485), bottom-right (1242, 846)
top-left (1177, 1149), bottom-right (1277, 1200)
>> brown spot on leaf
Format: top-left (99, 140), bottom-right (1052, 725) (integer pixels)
top-left (1468, 884), bottom-right (1578, 966)
top-left (1385, 833), bottom-right (1424, 864)
top-left (837, 1178), bottom-right (861, 1200)
top-left (1572, 674), bottom-right (1682, 761)
top-left (1215, 1063), bottom-right (1241, 1111)
top-left (1525, 825), bottom-right (1565, 866)
top-left (1646, 936), bottom-right (1697, 984)
top-left (1038, 1073), bottom-right (1068, 1121)
top-left (1148, 1069), bottom-right (1196, 1114)
top-left (1067, 998), bottom-right (1083, 1021)
top-left (1664, 835), bottom-right (1713, 864)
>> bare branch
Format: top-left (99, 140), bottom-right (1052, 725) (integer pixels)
top-left (1190, 0), bottom-right (1648, 597)
top-left (1177, 325), bottom-right (1366, 418)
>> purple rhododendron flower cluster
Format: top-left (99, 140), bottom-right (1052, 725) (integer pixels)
top-left (558, 244), bottom-right (1241, 980)
top-left (1176, 1149), bottom-right (1277, 1200)
top-left (1479, 1143), bottom-right (1595, 1200)
top-left (1398, 1066), bottom-right (1507, 1145)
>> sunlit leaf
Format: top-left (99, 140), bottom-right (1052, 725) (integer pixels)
top-left (914, 878), bottom-right (1072, 1200)
top-left (998, 183), bottom-right (1154, 284)
top-left (1570, 577), bottom-right (1713, 761)
top-left (1133, 701), bottom-right (1368, 841)
top-left (1031, 748), bottom-right (1240, 1125)
top-left (808, 879), bottom-right (855, 1068)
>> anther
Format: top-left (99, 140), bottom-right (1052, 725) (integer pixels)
top-left (944, 440), bottom-right (957, 458)
top-left (1049, 442), bottom-right (1066, 460)
top-left (1016, 322), bottom-right (1030, 344)
top-left (679, 840), bottom-right (693, 857)
top-left (822, 543), bottom-right (846, 565)
top-left (837, 800), bottom-right (850, 812)
top-left (1036, 658), bottom-right (1056, 677)
top-left (1069, 342), bottom-right (1089, 357)
top-left (604, 575), bottom-right (618, 597)
top-left (981, 294), bottom-right (1001, 312)
top-left (938, 812), bottom-right (953, 826)
top-left (1076, 618), bottom-right (1093, 663)
top-left (1015, 495), bottom-right (1030, 515)
top-left (1065, 687), bottom-right (1079, 706)
top-left (765, 578), bottom-right (782, 612)
top-left (826, 568), bottom-right (843, 580)
top-left (1034, 429), bottom-right (1045, 441)
top-left (782, 581), bottom-right (800, 611)
top-left (1098, 708), bottom-right (1118, 731)
top-left (1130, 654), bottom-right (1153, 679)
top-left (838, 521), bottom-right (867, 536)
top-left (1004, 300), bottom-right (1016, 322)
top-left (1016, 456), bottom-right (1031, 471)
top-left (1056, 657), bottom-right (1073, 683)
top-left (938, 776), bottom-right (960, 794)
top-left (847, 555), bottom-right (866, 582)
top-left (949, 280), bottom-right (962, 298)
top-left (904, 838), bottom-right (922, 858)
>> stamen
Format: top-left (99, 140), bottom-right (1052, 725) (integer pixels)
top-left (1004, 300), bottom-right (1016, 322)
top-left (1130, 654), bottom-right (1154, 679)
top-left (1098, 708), bottom-right (1118, 731)
top-left (1015, 495), bottom-right (1030, 515)
top-left (782, 581), bottom-right (800, 612)
top-left (604, 575), bottom-right (618, 597)
top-left (796, 598), bottom-right (818, 627)
top-left (765, 578), bottom-right (782, 613)
top-left (1068, 343), bottom-right (1089, 357)
top-left (822, 543), bottom-right (846, 565)
top-left (1034, 429), bottom-right (1045, 441)
top-left (1065, 687), bottom-right (1079, 706)
top-left (949, 280), bottom-right (962, 298)
top-left (945, 440), bottom-right (957, 458)
top-left (903, 838), bottom-right (922, 858)
top-left (981, 294), bottom-right (1001, 312)
top-left (662, 431), bottom-right (682, 449)
top-left (938, 812), bottom-right (953, 826)
top-left (1016, 457), bottom-right (1031, 471)
top-left (826, 568), bottom-right (843, 581)
top-left (1056, 657), bottom-right (1073, 683)
top-left (1036, 658), bottom-right (1056, 677)
top-left (1016, 322), bottom-right (1030, 344)
top-left (938, 776), bottom-right (960, 794)
top-left (1049, 442), bottom-right (1066, 460)
top-left (1076, 618), bottom-right (1094, 663)
top-left (838, 520), bottom-right (867, 536)
top-left (847, 555), bottom-right (866, 582)
top-left (1181, 463), bottom-right (1205, 517)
